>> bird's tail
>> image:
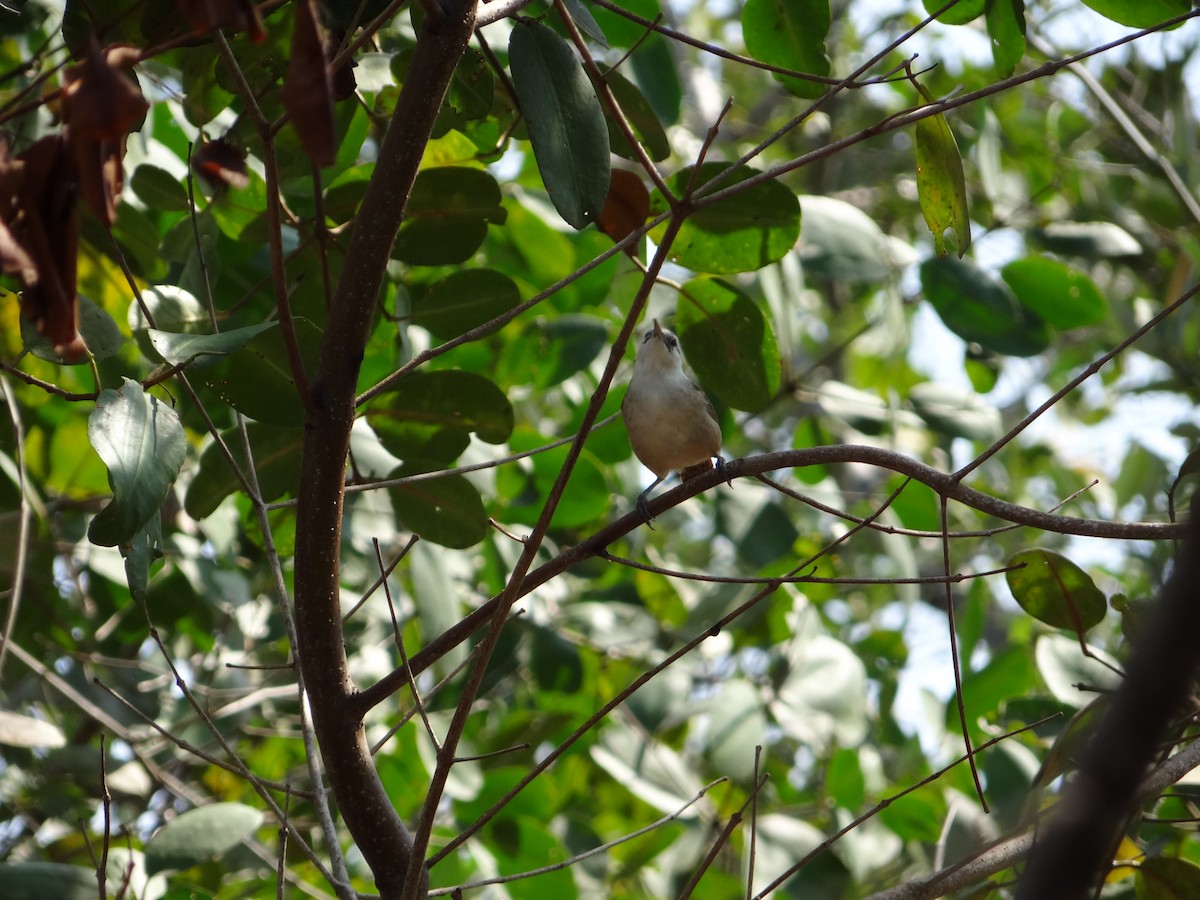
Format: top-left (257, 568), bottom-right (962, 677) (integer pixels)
top-left (679, 460), bottom-right (714, 482)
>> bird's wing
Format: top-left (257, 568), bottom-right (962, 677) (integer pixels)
top-left (692, 380), bottom-right (718, 423)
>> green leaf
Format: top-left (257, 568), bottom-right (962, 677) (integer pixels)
top-left (563, 0), bottom-right (608, 47)
top-left (148, 321), bottom-right (279, 368)
top-left (1079, 0), bottom-right (1189, 29)
top-left (131, 163), bottom-right (189, 211)
top-left (1035, 634), bottom-right (1122, 707)
top-left (144, 802), bottom-right (263, 874)
top-left (888, 477), bottom-right (942, 532)
top-left (816, 381), bottom-right (895, 436)
top-left (500, 430), bottom-right (610, 527)
top-left (877, 790), bottom-right (945, 843)
top-left (185, 424), bottom-right (303, 520)
top-left (914, 82), bottom-right (971, 258)
top-left (207, 168), bottom-right (268, 241)
top-left (986, 0), bottom-right (1026, 77)
top-left (79, 295), bottom-right (126, 362)
top-left (630, 32), bottom-right (682, 125)
top-left (21, 295), bottom-right (123, 364)
top-left (703, 679), bottom-right (766, 783)
top-left (367, 370), bottom-right (514, 463)
top-left (497, 315), bottom-right (609, 389)
top-left (0, 863), bottom-right (97, 900)
top-left (1007, 549), bottom-right (1107, 632)
top-left (411, 268), bottom-right (522, 342)
top-left (650, 163), bottom-right (801, 274)
top-left (442, 47), bottom-right (496, 124)
top-left (1137, 857), bottom-right (1200, 899)
top-left (945, 646), bottom-right (1034, 740)
top-left (0, 711), bottom-right (66, 749)
top-left (922, 0), bottom-right (985, 24)
top-left (528, 624), bottom-right (584, 692)
top-left (825, 747), bottom-right (865, 809)
top-left (771, 635), bottom-right (868, 749)
top-left (1032, 220), bottom-right (1142, 258)
top-left (920, 256), bottom-right (1050, 357)
top-left (908, 382), bottom-right (1002, 441)
top-left (196, 318), bottom-right (322, 427)
top-left (797, 195), bottom-right (891, 282)
top-left (509, 19), bottom-right (611, 229)
top-left (591, 722), bottom-right (706, 815)
top-left (388, 470), bottom-right (488, 549)
top-left (87, 379), bottom-right (188, 547)
top-left (122, 513), bottom-right (163, 603)
top-left (394, 166), bottom-right (505, 265)
top-left (676, 277), bottom-right (781, 412)
top-left (180, 45), bottom-right (234, 126)
top-left (130, 284), bottom-right (208, 332)
top-left (742, 0), bottom-right (830, 99)
top-left (602, 67), bottom-right (671, 163)
top-left (1001, 257), bottom-right (1107, 329)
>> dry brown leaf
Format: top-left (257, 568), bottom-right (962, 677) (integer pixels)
top-left (598, 169), bottom-right (650, 245)
top-left (192, 138), bottom-right (251, 190)
top-left (62, 39), bottom-right (148, 141)
top-left (179, 0), bottom-right (266, 43)
top-left (281, 0), bottom-right (336, 168)
top-left (71, 133), bottom-right (125, 226)
top-left (15, 135), bottom-right (84, 360)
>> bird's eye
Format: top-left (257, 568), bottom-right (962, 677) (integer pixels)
top-left (642, 331), bottom-right (653, 344)
top-left (665, 336), bottom-right (678, 350)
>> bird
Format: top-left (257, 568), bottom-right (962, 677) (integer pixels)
top-left (621, 318), bottom-right (724, 522)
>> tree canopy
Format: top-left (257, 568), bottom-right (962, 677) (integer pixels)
top-left (2, 0), bottom-right (1200, 898)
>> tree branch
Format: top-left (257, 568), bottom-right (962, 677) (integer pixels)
top-left (354, 444), bottom-right (1186, 716)
top-left (864, 733), bottom-right (1200, 900)
top-left (1017, 492), bottom-right (1200, 898)
top-left (291, 1), bottom-right (477, 896)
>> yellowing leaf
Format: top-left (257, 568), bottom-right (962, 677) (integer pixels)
top-left (914, 82), bottom-right (971, 258)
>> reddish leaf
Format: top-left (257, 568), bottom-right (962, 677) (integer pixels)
top-left (179, 0), bottom-right (266, 42)
top-left (70, 134), bottom-right (125, 226)
top-left (281, 0), bottom-right (336, 168)
top-left (13, 136), bottom-right (85, 360)
top-left (192, 138), bottom-right (251, 190)
top-left (597, 168), bottom-right (650, 244)
top-left (62, 41), bottom-right (148, 142)
top-left (327, 28), bottom-right (356, 102)
top-left (0, 145), bottom-right (36, 284)
top-left (61, 40), bottom-right (147, 225)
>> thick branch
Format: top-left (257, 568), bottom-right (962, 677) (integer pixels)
top-left (865, 733), bottom-right (1200, 900)
top-left (1017, 492), bottom-right (1200, 898)
top-left (354, 444), bottom-right (1185, 717)
top-left (292, 1), bottom-right (476, 897)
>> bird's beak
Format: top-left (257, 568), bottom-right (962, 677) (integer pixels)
top-left (651, 319), bottom-right (663, 338)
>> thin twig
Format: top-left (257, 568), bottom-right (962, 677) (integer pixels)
top-left (402, 200), bottom-right (694, 900)
top-left (940, 497), bottom-right (988, 812)
top-left (0, 376), bottom-right (33, 678)
top-left (428, 778), bottom-right (726, 895)
top-left (757, 716), bottom-right (1059, 898)
top-left (679, 779), bottom-right (768, 899)
top-left (373, 538), bottom-right (440, 753)
top-left (357, 441), bottom-right (1188, 717)
top-left (598, 549), bottom-right (1017, 586)
top-left (212, 29), bottom-right (314, 415)
top-left (954, 277), bottom-right (1200, 482)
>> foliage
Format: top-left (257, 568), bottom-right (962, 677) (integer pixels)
top-left (1, 0), bottom-right (1200, 898)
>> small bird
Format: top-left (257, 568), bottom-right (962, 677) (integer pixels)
top-left (622, 318), bottom-right (724, 522)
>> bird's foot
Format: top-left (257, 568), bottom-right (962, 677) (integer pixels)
top-left (716, 455), bottom-right (733, 489)
top-left (635, 492), bottom-right (656, 529)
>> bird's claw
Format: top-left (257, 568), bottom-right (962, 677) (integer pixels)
top-left (635, 493), bottom-right (656, 529)
top-left (716, 456), bottom-right (733, 490)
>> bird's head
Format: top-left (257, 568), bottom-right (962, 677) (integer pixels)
top-left (635, 318), bottom-right (684, 373)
